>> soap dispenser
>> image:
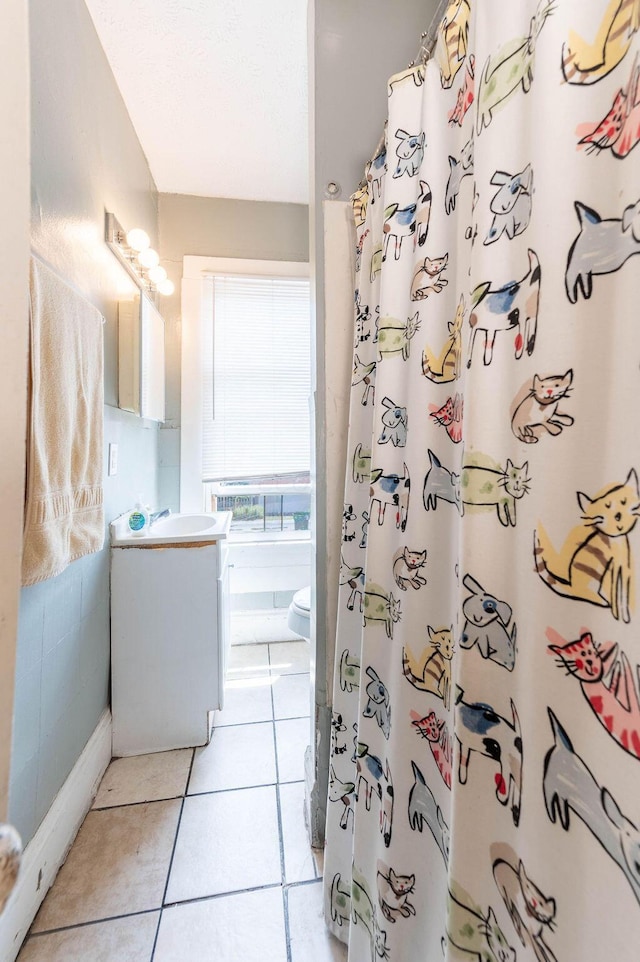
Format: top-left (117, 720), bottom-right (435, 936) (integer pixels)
top-left (128, 497), bottom-right (150, 537)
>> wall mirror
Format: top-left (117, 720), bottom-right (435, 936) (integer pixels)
top-left (118, 291), bottom-right (165, 421)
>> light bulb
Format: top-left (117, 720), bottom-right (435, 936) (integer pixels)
top-left (148, 265), bottom-right (167, 285)
top-left (157, 278), bottom-right (175, 296)
top-left (138, 247), bottom-right (160, 269)
top-left (126, 228), bottom-right (150, 252)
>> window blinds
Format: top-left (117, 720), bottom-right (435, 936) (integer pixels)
top-left (201, 275), bottom-right (311, 481)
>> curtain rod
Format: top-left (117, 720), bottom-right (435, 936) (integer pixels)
top-left (414, 0), bottom-right (451, 66)
top-left (364, 0), bottom-right (451, 170)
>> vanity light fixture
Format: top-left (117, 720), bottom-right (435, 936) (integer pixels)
top-left (147, 265), bottom-right (167, 285)
top-left (126, 227), bottom-right (150, 252)
top-left (105, 213), bottom-right (173, 296)
top-left (138, 247), bottom-right (160, 270)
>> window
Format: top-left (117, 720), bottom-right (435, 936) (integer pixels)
top-left (180, 257), bottom-right (311, 533)
top-left (202, 274), bottom-right (311, 481)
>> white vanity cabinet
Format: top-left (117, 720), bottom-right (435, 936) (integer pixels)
top-left (110, 514), bottom-right (231, 756)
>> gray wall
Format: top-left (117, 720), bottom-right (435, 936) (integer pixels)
top-left (157, 193), bottom-right (309, 511)
top-left (307, 0), bottom-right (439, 844)
top-left (9, 0), bottom-right (159, 846)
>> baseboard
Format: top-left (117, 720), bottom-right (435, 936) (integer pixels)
top-left (0, 709), bottom-right (112, 961)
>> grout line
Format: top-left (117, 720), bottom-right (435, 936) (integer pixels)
top-left (268, 642), bottom-right (276, 725)
top-left (33, 882), bottom-right (294, 941)
top-left (30, 880), bottom-right (322, 942)
top-left (186, 780), bottom-right (278, 799)
top-left (91, 793), bottom-right (187, 812)
top-left (184, 737), bottom-right (205, 797)
top-left (284, 877), bottom-right (322, 891)
top-left (270, 642), bottom-right (294, 962)
top-left (267, 646), bottom-right (286, 885)
top-left (268, 644), bottom-right (283, 855)
top-left (273, 711), bottom-right (311, 723)
top-left (275, 784), bottom-right (287, 885)
top-left (150, 748), bottom-right (196, 961)
top-left (215, 713), bottom-right (310, 731)
top-left (271, 684), bottom-right (281, 788)
top-left (162, 880), bottom-right (284, 911)
top-left (212, 718), bottom-right (273, 730)
top-left (30, 879), bottom-right (322, 936)
top-left (28, 907), bottom-right (162, 938)
top-left (283, 883), bottom-right (293, 962)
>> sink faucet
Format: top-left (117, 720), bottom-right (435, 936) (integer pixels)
top-left (149, 508), bottom-right (172, 525)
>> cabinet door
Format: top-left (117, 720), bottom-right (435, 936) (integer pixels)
top-left (111, 543), bottom-right (218, 755)
top-left (217, 553), bottom-right (231, 709)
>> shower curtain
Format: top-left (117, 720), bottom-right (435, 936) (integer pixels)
top-left (324, 1), bottom-right (640, 960)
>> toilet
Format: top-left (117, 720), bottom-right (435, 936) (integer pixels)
top-left (288, 585), bottom-right (311, 640)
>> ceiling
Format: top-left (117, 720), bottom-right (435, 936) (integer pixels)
top-left (84, 0), bottom-right (309, 205)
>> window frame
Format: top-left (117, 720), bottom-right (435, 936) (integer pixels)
top-left (180, 255), bottom-right (310, 518)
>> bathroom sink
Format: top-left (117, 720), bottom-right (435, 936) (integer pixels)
top-left (110, 511), bottom-right (232, 547)
top-left (151, 514), bottom-right (219, 537)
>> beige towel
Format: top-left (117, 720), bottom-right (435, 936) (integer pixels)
top-left (22, 257), bottom-right (104, 585)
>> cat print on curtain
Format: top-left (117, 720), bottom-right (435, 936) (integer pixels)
top-left (324, 2), bottom-right (640, 961)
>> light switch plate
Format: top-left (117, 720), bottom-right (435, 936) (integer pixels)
top-left (108, 443), bottom-right (118, 476)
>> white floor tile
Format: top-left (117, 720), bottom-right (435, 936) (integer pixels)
top-left (276, 718), bottom-right (310, 783)
top-left (17, 912), bottom-right (159, 962)
top-left (280, 782), bottom-right (316, 884)
top-left (15, 662), bottom-right (345, 961)
top-left (154, 888), bottom-right (286, 962)
top-left (166, 787), bottom-right (281, 901)
top-left (288, 881), bottom-right (348, 962)
top-left (32, 802), bottom-right (181, 931)
top-left (258, 615), bottom-right (303, 643)
top-left (269, 641), bottom-right (310, 675)
top-left (188, 722), bottom-right (276, 794)
top-left (214, 677), bottom-right (274, 727)
top-left (93, 750), bottom-right (193, 808)
top-left (227, 643), bottom-right (271, 680)
top-left (272, 673), bottom-right (311, 720)
top-left (235, 611), bottom-right (302, 644)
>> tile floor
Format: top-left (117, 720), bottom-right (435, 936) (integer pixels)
top-left (17, 640), bottom-right (347, 962)
top-left (230, 609), bottom-right (304, 646)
